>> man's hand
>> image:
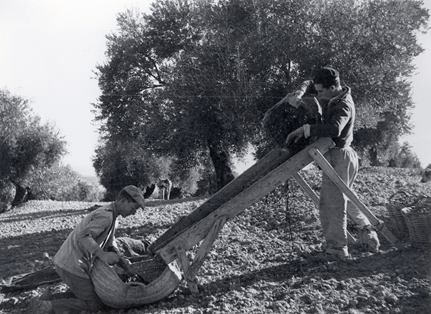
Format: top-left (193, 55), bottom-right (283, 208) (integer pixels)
top-left (96, 250), bottom-right (120, 265)
top-left (118, 256), bottom-right (133, 272)
top-left (118, 256), bottom-right (148, 283)
top-left (286, 91), bottom-right (303, 108)
top-left (286, 126), bottom-right (304, 146)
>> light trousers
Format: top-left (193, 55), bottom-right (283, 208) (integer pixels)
top-left (319, 147), bottom-right (371, 253)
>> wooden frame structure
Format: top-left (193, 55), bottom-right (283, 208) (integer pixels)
top-left (149, 138), bottom-right (402, 294)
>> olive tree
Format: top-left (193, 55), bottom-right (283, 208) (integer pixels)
top-left (0, 89), bottom-right (66, 211)
top-left (93, 0), bottom-right (429, 196)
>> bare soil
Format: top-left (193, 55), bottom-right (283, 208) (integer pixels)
top-left (1, 166), bottom-right (431, 314)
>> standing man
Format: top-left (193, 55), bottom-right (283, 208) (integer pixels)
top-left (285, 67), bottom-right (380, 259)
top-left (29, 185), bottom-right (146, 314)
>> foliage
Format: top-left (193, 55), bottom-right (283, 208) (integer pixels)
top-left (0, 88), bottom-right (66, 187)
top-left (92, 0), bottom-right (429, 193)
top-left (93, 136), bottom-right (212, 198)
top-left (93, 137), bottom-right (167, 199)
top-left (0, 89), bottom-right (103, 203)
top-left (24, 162), bottom-right (104, 201)
top-left (388, 142), bottom-right (422, 169)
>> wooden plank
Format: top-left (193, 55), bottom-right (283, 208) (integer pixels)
top-left (157, 138), bottom-right (335, 264)
top-left (293, 173), bottom-right (357, 244)
top-left (149, 146), bottom-right (293, 253)
top-left (308, 148), bottom-right (403, 248)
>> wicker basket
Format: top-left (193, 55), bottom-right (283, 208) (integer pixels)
top-left (90, 256), bottom-right (182, 309)
top-left (402, 196), bottom-right (431, 248)
top-left (386, 191), bottom-right (417, 240)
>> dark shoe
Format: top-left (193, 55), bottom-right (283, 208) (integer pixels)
top-left (309, 248), bottom-right (351, 262)
top-left (325, 247), bottom-right (351, 260)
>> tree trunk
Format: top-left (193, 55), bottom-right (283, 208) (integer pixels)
top-left (0, 181), bottom-right (16, 213)
top-left (207, 140), bottom-right (235, 191)
top-left (369, 147), bottom-right (383, 166)
top-left (12, 184), bottom-right (29, 207)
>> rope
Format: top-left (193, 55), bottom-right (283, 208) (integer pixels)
top-left (285, 178), bottom-right (295, 254)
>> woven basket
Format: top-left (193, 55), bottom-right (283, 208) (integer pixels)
top-left (90, 257), bottom-right (182, 309)
top-left (127, 255), bottom-right (168, 283)
top-left (386, 191), bottom-right (417, 240)
top-left (402, 196), bottom-right (431, 248)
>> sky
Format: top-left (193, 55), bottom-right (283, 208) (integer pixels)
top-left (400, 0), bottom-right (431, 168)
top-left (0, 0), bottom-right (430, 178)
top-left (0, 0), bottom-right (153, 177)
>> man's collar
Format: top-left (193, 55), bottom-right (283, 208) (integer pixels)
top-left (107, 202), bottom-right (117, 218)
top-left (329, 86), bottom-right (350, 104)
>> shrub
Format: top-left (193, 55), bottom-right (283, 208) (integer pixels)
top-left (23, 162), bottom-right (104, 202)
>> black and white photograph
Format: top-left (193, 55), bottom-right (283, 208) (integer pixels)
top-left (1, 1), bottom-right (431, 313)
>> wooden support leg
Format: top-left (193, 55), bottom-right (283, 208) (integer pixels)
top-left (175, 244), bottom-right (199, 294)
top-left (293, 173), bottom-right (319, 205)
top-left (308, 148), bottom-right (403, 249)
top-left (293, 173), bottom-right (357, 244)
top-left (175, 216), bottom-right (228, 294)
top-left (189, 216), bottom-right (227, 279)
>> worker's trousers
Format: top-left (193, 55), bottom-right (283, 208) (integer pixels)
top-left (319, 147), bottom-right (371, 254)
top-left (51, 264), bottom-right (106, 314)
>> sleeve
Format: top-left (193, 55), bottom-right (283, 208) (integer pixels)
top-left (77, 212), bottom-right (113, 255)
top-left (294, 80), bottom-right (315, 96)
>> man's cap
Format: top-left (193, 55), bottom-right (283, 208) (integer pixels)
top-left (315, 66), bottom-right (339, 79)
top-left (121, 185), bottom-right (145, 209)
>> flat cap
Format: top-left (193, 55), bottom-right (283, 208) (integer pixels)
top-left (121, 185), bottom-right (145, 209)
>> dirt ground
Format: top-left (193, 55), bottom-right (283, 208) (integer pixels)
top-left (1, 166), bottom-right (431, 314)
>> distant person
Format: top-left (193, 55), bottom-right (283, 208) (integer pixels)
top-left (158, 178), bottom-right (172, 200)
top-left (281, 66), bottom-right (380, 259)
top-left (28, 185), bottom-right (146, 314)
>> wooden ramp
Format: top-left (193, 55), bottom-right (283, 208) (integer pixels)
top-left (148, 137), bottom-right (402, 294)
